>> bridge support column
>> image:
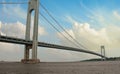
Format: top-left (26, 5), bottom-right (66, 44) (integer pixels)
top-left (24, 46), bottom-right (30, 60)
top-left (21, 0), bottom-right (40, 63)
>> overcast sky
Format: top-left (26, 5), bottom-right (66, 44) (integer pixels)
top-left (0, 0), bottom-right (120, 62)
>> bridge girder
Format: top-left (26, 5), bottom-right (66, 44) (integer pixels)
top-left (0, 36), bottom-right (107, 59)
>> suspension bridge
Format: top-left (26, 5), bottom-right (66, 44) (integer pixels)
top-left (0, 0), bottom-right (107, 63)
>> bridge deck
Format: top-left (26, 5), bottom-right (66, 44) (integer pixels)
top-left (0, 35), bottom-right (106, 58)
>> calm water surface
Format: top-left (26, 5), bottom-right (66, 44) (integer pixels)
top-left (0, 61), bottom-right (120, 74)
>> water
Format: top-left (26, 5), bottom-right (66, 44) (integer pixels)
top-left (0, 61), bottom-right (120, 74)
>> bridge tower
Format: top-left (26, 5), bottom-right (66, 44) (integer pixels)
top-left (21, 0), bottom-right (40, 63)
top-left (101, 45), bottom-right (106, 60)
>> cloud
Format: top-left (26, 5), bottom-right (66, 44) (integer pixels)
top-left (113, 11), bottom-right (120, 20)
top-left (2, 4), bottom-right (27, 20)
top-left (46, 10), bottom-right (120, 61)
top-left (0, 21), bottom-right (46, 39)
top-left (1, 21), bottom-right (25, 38)
top-left (0, 21), bottom-right (1, 28)
top-left (0, 21), bottom-right (1, 33)
top-left (0, 21), bottom-right (5, 35)
top-left (57, 16), bottom-right (120, 57)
